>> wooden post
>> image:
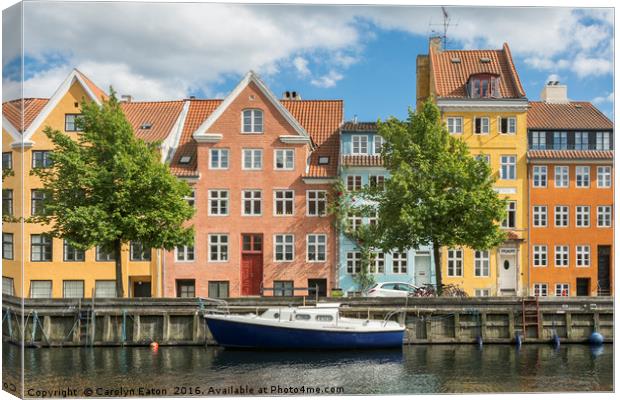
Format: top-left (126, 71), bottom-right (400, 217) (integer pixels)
top-left (593, 312), bottom-right (600, 332)
top-left (163, 313), bottom-right (170, 343)
top-left (565, 313), bottom-right (572, 340)
top-left (425, 316), bottom-right (432, 343)
top-left (133, 314), bottom-right (141, 343)
top-left (480, 313), bottom-right (487, 340)
top-left (508, 311), bottom-right (515, 340)
top-left (453, 313), bottom-right (460, 341)
top-left (537, 312), bottom-right (544, 339)
top-left (103, 315), bottom-right (112, 343)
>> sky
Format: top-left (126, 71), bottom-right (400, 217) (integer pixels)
top-left (1, 1), bottom-right (615, 121)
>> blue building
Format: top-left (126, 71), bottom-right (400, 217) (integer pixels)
top-left (338, 121), bottom-right (436, 295)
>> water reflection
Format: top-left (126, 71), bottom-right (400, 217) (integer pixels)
top-left (2, 342), bottom-right (613, 395)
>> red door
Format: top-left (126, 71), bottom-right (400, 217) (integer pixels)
top-left (241, 234), bottom-right (263, 296)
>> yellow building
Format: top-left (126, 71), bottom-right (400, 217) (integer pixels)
top-left (417, 38), bottom-right (529, 296)
top-left (2, 69), bottom-right (188, 298)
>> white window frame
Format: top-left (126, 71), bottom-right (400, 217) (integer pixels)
top-left (274, 149), bottom-right (295, 170)
top-left (209, 148), bottom-right (229, 170)
top-left (554, 166), bottom-right (569, 188)
top-left (498, 116), bottom-right (517, 134)
top-left (501, 201), bottom-right (517, 229)
top-left (242, 190), bottom-right (262, 216)
top-left (306, 190), bottom-right (327, 217)
top-left (596, 131), bottom-right (610, 150)
top-left (370, 252), bottom-right (385, 274)
top-left (346, 175), bottom-right (363, 191)
top-left (63, 280), bottom-right (85, 299)
top-left (30, 280), bottom-right (52, 298)
top-left (95, 281), bottom-right (116, 298)
top-left (273, 190), bottom-right (294, 216)
top-left (175, 245), bottom-right (195, 262)
top-left (576, 206), bottom-right (590, 227)
top-left (554, 205), bottom-right (569, 227)
top-left (392, 252), bottom-right (408, 274)
top-left (575, 132), bottom-right (589, 150)
top-left (446, 117), bottom-right (463, 134)
top-left (208, 234), bottom-right (229, 262)
top-left (447, 248), bottom-right (463, 277)
top-left (474, 117), bottom-right (490, 134)
top-left (241, 109), bottom-right (263, 133)
top-left (242, 149), bottom-right (263, 170)
top-left (474, 289), bottom-right (491, 297)
top-left (346, 251), bottom-right (362, 274)
top-left (374, 135), bottom-right (385, 153)
top-left (554, 245), bottom-right (569, 267)
top-left (184, 189), bottom-right (196, 208)
top-left (2, 276), bottom-right (14, 296)
top-left (500, 155), bottom-right (516, 180)
top-left (531, 131), bottom-right (546, 150)
top-left (597, 166), bottom-right (611, 188)
top-left (274, 234), bottom-right (295, 262)
top-left (576, 245), bottom-right (590, 267)
top-left (597, 206), bottom-right (612, 227)
top-left (533, 283), bottom-right (548, 297)
top-left (208, 190), bottom-right (229, 216)
top-left (575, 166), bottom-right (590, 188)
top-left (553, 131), bottom-right (568, 150)
top-left (533, 205), bottom-right (547, 227)
top-left (533, 166), bottom-right (547, 188)
top-left (533, 245), bottom-right (547, 267)
top-left (347, 211), bottom-right (362, 231)
top-left (474, 250), bottom-right (490, 277)
top-left (555, 283), bottom-right (570, 297)
top-left (351, 135), bottom-right (369, 155)
top-left (306, 234), bottom-right (327, 262)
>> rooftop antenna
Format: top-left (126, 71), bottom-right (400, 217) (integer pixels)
top-left (428, 6), bottom-right (458, 49)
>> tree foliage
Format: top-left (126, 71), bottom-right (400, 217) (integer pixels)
top-left (33, 91), bottom-right (195, 296)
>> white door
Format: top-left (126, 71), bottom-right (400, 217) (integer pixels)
top-left (498, 251), bottom-right (517, 294)
top-left (415, 255), bottom-right (432, 286)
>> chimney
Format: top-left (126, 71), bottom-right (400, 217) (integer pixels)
top-left (120, 94), bottom-right (132, 103)
top-left (282, 91), bottom-right (301, 100)
top-left (429, 36), bottom-right (443, 52)
top-left (540, 81), bottom-right (568, 103)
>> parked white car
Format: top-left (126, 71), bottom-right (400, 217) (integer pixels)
top-left (366, 282), bottom-right (419, 297)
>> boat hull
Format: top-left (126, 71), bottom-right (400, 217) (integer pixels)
top-left (205, 317), bottom-right (404, 350)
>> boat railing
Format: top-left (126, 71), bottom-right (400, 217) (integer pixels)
top-left (383, 308), bottom-right (405, 327)
top-left (198, 297), bottom-right (230, 315)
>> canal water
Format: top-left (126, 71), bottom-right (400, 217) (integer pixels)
top-left (2, 342), bottom-right (613, 396)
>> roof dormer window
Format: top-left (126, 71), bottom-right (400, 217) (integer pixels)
top-left (242, 109), bottom-right (263, 133)
top-left (140, 122), bottom-right (153, 130)
top-left (468, 74), bottom-right (501, 99)
top-left (179, 155), bottom-right (192, 164)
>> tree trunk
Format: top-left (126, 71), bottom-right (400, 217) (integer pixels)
top-left (115, 238), bottom-right (124, 298)
top-left (433, 243), bottom-right (443, 296)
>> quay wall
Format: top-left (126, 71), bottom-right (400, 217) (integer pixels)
top-left (2, 296), bottom-right (613, 347)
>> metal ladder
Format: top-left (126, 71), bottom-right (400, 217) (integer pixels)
top-left (78, 297), bottom-right (95, 346)
top-left (521, 296), bottom-right (540, 339)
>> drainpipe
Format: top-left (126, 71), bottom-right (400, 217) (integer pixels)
top-left (526, 160), bottom-right (531, 297)
top-left (156, 249), bottom-right (162, 297)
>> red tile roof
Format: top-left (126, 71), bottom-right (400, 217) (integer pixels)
top-left (2, 98), bottom-right (48, 133)
top-left (527, 150), bottom-right (613, 160)
top-left (341, 154), bottom-right (383, 167)
top-left (341, 121), bottom-right (377, 132)
top-left (527, 101), bottom-right (613, 130)
top-left (121, 101), bottom-right (185, 142)
top-left (430, 43), bottom-right (525, 98)
top-left (75, 69), bottom-right (109, 102)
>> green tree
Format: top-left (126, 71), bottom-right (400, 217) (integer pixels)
top-left (33, 91), bottom-right (195, 297)
top-left (372, 99), bottom-right (507, 293)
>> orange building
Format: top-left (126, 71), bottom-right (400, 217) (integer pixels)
top-left (527, 82), bottom-right (613, 297)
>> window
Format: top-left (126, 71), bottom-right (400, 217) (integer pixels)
top-left (474, 289), bottom-right (490, 297)
top-left (553, 131), bottom-right (567, 150)
top-left (499, 117), bottom-right (516, 134)
top-left (176, 280), bottom-right (196, 298)
top-left (447, 248), bottom-right (463, 277)
top-left (241, 190), bottom-right (262, 216)
top-left (175, 245), bottom-right (195, 262)
top-left (3, 189), bottom-right (13, 217)
top-left (368, 210), bottom-right (378, 226)
top-left (180, 190), bottom-right (194, 210)
top-left (531, 131), bottom-right (546, 150)
top-left (347, 211), bottom-right (362, 231)
top-left (475, 154), bottom-right (490, 164)
top-left (500, 155), bottom-right (516, 180)
top-left (346, 251), bottom-right (361, 274)
top-left (30, 281), bottom-right (52, 298)
top-left (274, 234), bottom-right (294, 262)
top-left (554, 166), bottom-right (569, 188)
top-left (533, 245), bottom-right (547, 267)
top-left (307, 234), bottom-right (327, 262)
top-left (210, 148), bottom-right (229, 169)
top-left (575, 166), bottom-right (590, 188)
top-left (370, 252), bottom-right (385, 274)
top-left (63, 240), bottom-right (85, 262)
top-left (208, 281), bottom-right (229, 298)
top-left (374, 135), bottom-right (384, 153)
top-left (273, 190), bottom-right (293, 216)
top-left (65, 114), bottom-right (82, 132)
top-left (575, 132), bottom-right (589, 150)
top-left (306, 191), bottom-right (327, 216)
top-left (274, 281), bottom-right (294, 297)
top-left (576, 245), bottom-right (590, 267)
top-left (576, 206), bottom-right (590, 227)
top-left (208, 190), bottom-right (229, 216)
top-left (209, 234), bottom-right (228, 262)
top-left (533, 206), bottom-right (547, 227)
top-left (31, 190), bottom-right (48, 216)
top-left (3, 277), bottom-right (14, 296)
top-left (274, 149), bottom-right (294, 170)
top-left (96, 243), bottom-right (116, 261)
top-left (369, 175), bottom-right (385, 190)
top-left (3, 233), bottom-right (13, 260)
top-left (129, 241), bottom-right (151, 261)
top-left (501, 201), bottom-right (516, 229)
top-left (468, 75), bottom-right (500, 98)
top-left (179, 155), bottom-right (192, 164)
top-left (533, 283), bottom-right (548, 297)
top-left (392, 252), bottom-right (407, 274)
top-left (474, 250), bottom-right (489, 277)
top-left (32, 151), bottom-right (52, 168)
top-left (347, 175), bottom-right (362, 191)
top-left (95, 281), bottom-right (116, 298)
top-left (242, 149), bottom-right (263, 170)
top-left (31, 234), bottom-right (52, 262)
top-left (2, 152), bottom-right (12, 170)
top-left (597, 206), bottom-right (612, 227)
top-left (555, 205), bottom-right (569, 227)
top-left (555, 283), bottom-right (569, 297)
top-left (352, 135), bottom-right (368, 154)
top-left (63, 280), bottom-right (84, 298)
top-left (242, 109), bottom-right (263, 133)
top-left (597, 166), bottom-right (611, 188)
top-left (318, 156), bottom-right (330, 165)
top-left (554, 245), bottom-right (569, 267)
top-left (446, 117), bottom-right (463, 134)
top-left (596, 132), bottom-right (610, 150)
top-left (533, 166), bottom-right (547, 188)
top-left (474, 117), bottom-right (489, 134)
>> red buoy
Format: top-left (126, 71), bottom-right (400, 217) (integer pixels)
top-left (150, 342), bottom-right (159, 350)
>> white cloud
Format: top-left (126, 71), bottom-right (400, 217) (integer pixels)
top-left (310, 70), bottom-right (343, 88)
top-left (592, 92), bottom-right (614, 105)
top-left (292, 56), bottom-right (310, 77)
top-left (571, 55), bottom-right (613, 77)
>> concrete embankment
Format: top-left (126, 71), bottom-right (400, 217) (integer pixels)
top-left (2, 295), bottom-right (613, 347)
